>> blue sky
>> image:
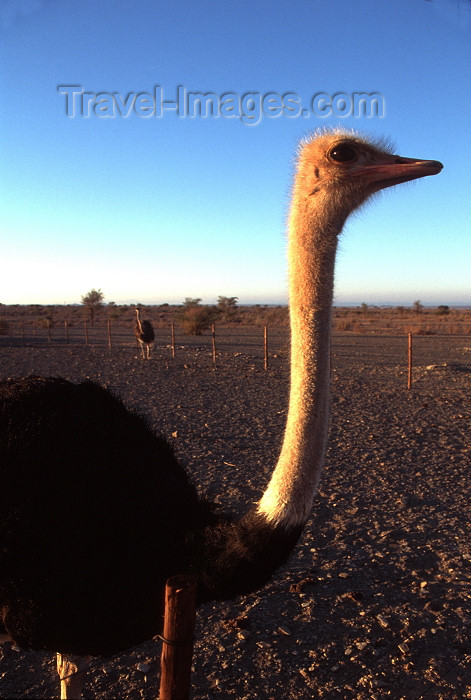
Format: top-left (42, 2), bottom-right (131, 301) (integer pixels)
top-left (1, 0), bottom-right (470, 306)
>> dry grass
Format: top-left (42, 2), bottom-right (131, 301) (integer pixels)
top-left (1, 303), bottom-right (470, 337)
top-left (332, 306), bottom-right (471, 336)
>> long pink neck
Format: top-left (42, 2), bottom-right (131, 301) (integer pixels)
top-left (257, 188), bottom-right (343, 529)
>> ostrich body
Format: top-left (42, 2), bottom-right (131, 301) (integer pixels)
top-left (134, 306), bottom-right (154, 358)
top-left (0, 131), bottom-right (441, 695)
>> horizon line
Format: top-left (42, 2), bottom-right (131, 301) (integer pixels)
top-left (2, 301), bottom-right (470, 310)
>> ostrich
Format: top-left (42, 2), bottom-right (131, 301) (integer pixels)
top-left (0, 130), bottom-right (442, 698)
top-left (134, 306), bottom-right (154, 358)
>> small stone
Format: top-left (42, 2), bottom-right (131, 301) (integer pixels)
top-left (376, 614), bottom-right (388, 628)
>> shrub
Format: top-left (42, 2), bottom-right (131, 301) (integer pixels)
top-left (217, 296), bottom-right (238, 322)
top-left (412, 300), bottom-right (423, 315)
top-left (178, 300), bottom-right (217, 335)
top-left (81, 288), bottom-right (104, 326)
top-left (437, 305), bottom-right (450, 315)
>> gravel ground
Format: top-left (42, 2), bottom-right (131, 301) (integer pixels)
top-left (0, 335), bottom-right (470, 699)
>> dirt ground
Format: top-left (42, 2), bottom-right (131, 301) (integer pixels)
top-left (0, 332), bottom-right (470, 699)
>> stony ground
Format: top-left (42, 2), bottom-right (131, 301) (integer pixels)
top-left (0, 333), bottom-right (470, 699)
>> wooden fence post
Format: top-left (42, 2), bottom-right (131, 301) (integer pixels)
top-left (407, 332), bottom-right (413, 390)
top-left (171, 321), bottom-right (176, 359)
top-left (84, 320), bottom-right (89, 346)
top-left (211, 324), bottom-right (217, 366)
top-left (47, 319), bottom-right (51, 343)
top-left (159, 575), bottom-right (197, 700)
top-left (264, 326), bottom-right (268, 371)
top-left (107, 319), bottom-right (112, 350)
top-left (56, 653), bottom-right (88, 700)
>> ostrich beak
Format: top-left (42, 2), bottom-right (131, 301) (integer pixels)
top-left (354, 155), bottom-right (443, 191)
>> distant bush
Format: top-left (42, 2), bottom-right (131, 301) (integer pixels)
top-left (38, 317), bottom-right (54, 329)
top-left (178, 299), bottom-right (217, 335)
top-left (217, 296), bottom-right (238, 322)
top-left (334, 319), bottom-right (353, 332)
top-left (250, 305), bottom-right (288, 327)
top-left (81, 288), bottom-right (104, 326)
top-left (437, 305), bottom-right (450, 315)
top-left (412, 300), bottom-right (424, 315)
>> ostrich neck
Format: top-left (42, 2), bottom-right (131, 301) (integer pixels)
top-left (257, 197), bottom-right (343, 529)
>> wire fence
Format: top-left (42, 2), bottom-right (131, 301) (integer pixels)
top-left (332, 334), bottom-right (471, 373)
top-left (2, 320), bottom-right (471, 378)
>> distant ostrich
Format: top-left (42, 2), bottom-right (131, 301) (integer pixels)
top-left (134, 306), bottom-right (154, 359)
top-left (0, 130), bottom-right (442, 698)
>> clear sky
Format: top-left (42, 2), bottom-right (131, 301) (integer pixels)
top-left (1, 0), bottom-right (470, 307)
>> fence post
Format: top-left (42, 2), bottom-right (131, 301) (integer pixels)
top-left (84, 320), bottom-right (89, 346)
top-left (65, 320), bottom-right (69, 345)
top-left (211, 323), bottom-right (217, 366)
top-left (47, 319), bottom-right (51, 343)
top-left (159, 575), bottom-right (197, 700)
top-left (264, 326), bottom-right (268, 371)
top-left (407, 332), bottom-right (413, 390)
top-left (171, 321), bottom-right (176, 359)
top-left (107, 319), bottom-right (112, 350)
top-left (57, 653), bottom-right (88, 700)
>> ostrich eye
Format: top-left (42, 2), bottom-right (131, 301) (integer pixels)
top-left (329, 144), bottom-right (358, 163)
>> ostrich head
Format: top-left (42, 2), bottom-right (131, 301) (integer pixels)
top-left (293, 130), bottom-right (443, 233)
